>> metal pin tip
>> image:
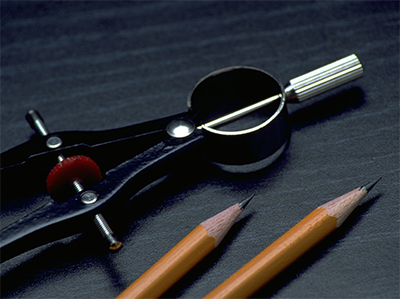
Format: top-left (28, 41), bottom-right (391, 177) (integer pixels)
top-left (26, 109), bottom-right (39, 116)
top-left (25, 109), bottom-right (49, 136)
top-left (238, 194), bottom-right (255, 210)
top-left (361, 177), bottom-right (382, 192)
top-left (25, 109), bottom-right (43, 122)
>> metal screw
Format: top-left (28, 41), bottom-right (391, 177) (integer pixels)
top-left (72, 180), bottom-right (85, 194)
top-left (78, 188), bottom-right (122, 250)
top-left (80, 190), bottom-right (122, 250)
top-left (93, 214), bottom-right (123, 251)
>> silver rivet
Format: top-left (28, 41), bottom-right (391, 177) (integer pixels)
top-left (46, 136), bottom-right (63, 149)
top-left (166, 118), bottom-right (196, 138)
top-left (80, 191), bottom-right (98, 204)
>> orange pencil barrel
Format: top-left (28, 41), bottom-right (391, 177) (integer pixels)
top-left (117, 225), bottom-right (215, 299)
top-left (117, 197), bottom-right (253, 299)
top-left (204, 208), bottom-right (337, 299)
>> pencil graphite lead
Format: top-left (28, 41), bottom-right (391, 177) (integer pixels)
top-left (361, 177), bottom-right (382, 192)
top-left (238, 194), bottom-right (254, 210)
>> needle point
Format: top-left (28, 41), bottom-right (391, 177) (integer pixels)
top-left (238, 194), bottom-right (255, 210)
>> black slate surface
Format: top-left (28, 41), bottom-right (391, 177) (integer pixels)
top-left (1, 1), bottom-right (399, 298)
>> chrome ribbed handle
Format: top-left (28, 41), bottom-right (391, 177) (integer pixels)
top-left (284, 54), bottom-right (364, 103)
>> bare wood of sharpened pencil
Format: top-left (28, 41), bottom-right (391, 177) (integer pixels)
top-left (204, 179), bottom-right (380, 299)
top-left (116, 196), bottom-right (253, 299)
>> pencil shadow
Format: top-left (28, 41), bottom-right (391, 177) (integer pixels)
top-left (162, 214), bottom-right (255, 298)
top-left (250, 194), bottom-right (381, 298)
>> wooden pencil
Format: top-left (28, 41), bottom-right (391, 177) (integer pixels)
top-left (116, 195), bottom-right (253, 299)
top-left (204, 179), bottom-right (380, 299)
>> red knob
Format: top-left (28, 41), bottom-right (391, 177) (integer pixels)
top-left (46, 155), bottom-right (102, 202)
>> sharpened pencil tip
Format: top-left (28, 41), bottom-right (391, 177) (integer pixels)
top-left (361, 177), bottom-right (382, 192)
top-left (238, 194), bottom-right (254, 210)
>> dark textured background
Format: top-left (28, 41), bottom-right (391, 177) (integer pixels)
top-left (1, 1), bottom-right (399, 298)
